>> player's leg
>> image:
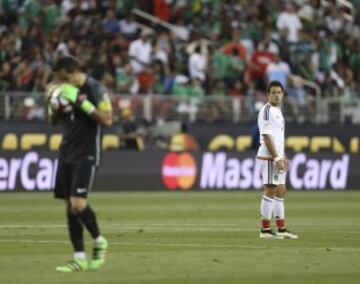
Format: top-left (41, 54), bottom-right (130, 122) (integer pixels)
top-left (70, 196), bottom-right (108, 248)
top-left (70, 199), bottom-right (109, 272)
top-left (71, 159), bottom-right (108, 270)
top-left (259, 160), bottom-right (278, 239)
top-left (274, 183), bottom-right (286, 229)
top-left (274, 183), bottom-right (298, 239)
top-left (260, 185), bottom-right (278, 238)
top-left (54, 161), bottom-right (88, 272)
top-left (274, 184), bottom-right (298, 239)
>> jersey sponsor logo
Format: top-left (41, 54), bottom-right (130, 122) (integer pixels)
top-left (87, 156), bottom-right (94, 161)
top-left (263, 121), bottom-right (271, 128)
top-left (162, 153), bottom-right (196, 190)
top-left (76, 188), bottom-right (87, 194)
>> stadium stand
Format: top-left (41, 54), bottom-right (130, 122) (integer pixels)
top-left (0, 0), bottom-right (359, 123)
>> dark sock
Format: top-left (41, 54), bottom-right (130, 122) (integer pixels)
top-left (78, 206), bottom-right (100, 239)
top-left (67, 213), bottom-right (84, 252)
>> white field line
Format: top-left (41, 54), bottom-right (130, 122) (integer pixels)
top-left (2, 222), bottom-right (360, 228)
top-left (1, 224), bottom-right (360, 233)
top-left (0, 239), bottom-right (360, 251)
top-left (0, 239), bottom-right (266, 249)
top-left (0, 225), bottom-right (66, 228)
top-left (0, 224), bottom-right (255, 232)
top-left (0, 223), bottom-right (241, 228)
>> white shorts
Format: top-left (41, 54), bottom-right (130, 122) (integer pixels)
top-left (258, 159), bottom-right (286, 185)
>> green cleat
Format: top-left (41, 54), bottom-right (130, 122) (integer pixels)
top-left (89, 238), bottom-right (109, 270)
top-left (55, 258), bottom-right (88, 272)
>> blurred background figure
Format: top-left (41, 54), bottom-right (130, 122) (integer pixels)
top-left (169, 122), bottom-right (199, 152)
top-left (118, 107), bottom-right (145, 151)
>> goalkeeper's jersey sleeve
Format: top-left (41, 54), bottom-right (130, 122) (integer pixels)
top-left (89, 81), bottom-right (112, 113)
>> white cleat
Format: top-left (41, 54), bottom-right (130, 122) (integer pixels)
top-left (260, 229), bottom-right (284, 239)
top-left (276, 228), bottom-right (298, 239)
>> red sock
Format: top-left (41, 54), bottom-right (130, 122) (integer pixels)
top-left (261, 219), bottom-right (271, 229)
top-left (276, 219), bottom-right (285, 229)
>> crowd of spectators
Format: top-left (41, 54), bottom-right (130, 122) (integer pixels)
top-left (1, 0), bottom-right (360, 117)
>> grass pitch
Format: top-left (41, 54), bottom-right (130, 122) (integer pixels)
top-left (0, 191), bottom-right (359, 284)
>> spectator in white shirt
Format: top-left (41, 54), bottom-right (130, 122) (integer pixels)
top-left (188, 45), bottom-right (206, 82)
top-left (276, 2), bottom-right (302, 43)
top-left (266, 53), bottom-right (306, 107)
top-left (128, 29), bottom-right (153, 75)
top-left (266, 53), bottom-right (291, 89)
top-left (119, 13), bottom-right (138, 40)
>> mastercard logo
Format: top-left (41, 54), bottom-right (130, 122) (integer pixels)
top-left (162, 153), bottom-right (197, 190)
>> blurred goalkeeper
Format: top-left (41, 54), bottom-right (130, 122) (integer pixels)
top-left (47, 56), bottom-right (112, 272)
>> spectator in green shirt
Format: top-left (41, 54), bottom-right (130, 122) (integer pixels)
top-left (224, 48), bottom-right (245, 88)
top-left (2, 0), bottom-right (19, 24)
top-left (42, 0), bottom-right (61, 32)
top-left (210, 50), bottom-right (230, 81)
top-left (349, 40), bottom-right (360, 83)
top-left (18, 0), bottom-right (41, 30)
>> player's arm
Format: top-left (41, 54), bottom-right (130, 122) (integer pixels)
top-left (90, 93), bottom-right (113, 126)
top-left (263, 134), bottom-right (286, 172)
top-left (59, 84), bottom-right (112, 126)
top-left (284, 146), bottom-right (290, 171)
top-left (90, 109), bottom-right (112, 126)
top-left (46, 83), bottom-right (60, 125)
top-left (48, 106), bottom-right (60, 125)
top-left (263, 134), bottom-right (278, 159)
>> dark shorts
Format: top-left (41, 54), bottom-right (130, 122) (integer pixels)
top-left (54, 157), bottom-right (97, 199)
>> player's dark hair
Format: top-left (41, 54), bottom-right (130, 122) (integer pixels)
top-left (267, 80), bottom-right (284, 93)
top-left (53, 56), bottom-right (80, 72)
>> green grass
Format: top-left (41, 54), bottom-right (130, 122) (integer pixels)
top-left (0, 191), bottom-right (359, 284)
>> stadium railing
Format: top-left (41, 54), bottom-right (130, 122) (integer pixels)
top-left (0, 91), bottom-right (359, 124)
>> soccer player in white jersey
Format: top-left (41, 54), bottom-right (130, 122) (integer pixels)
top-left (257, 80), bottom-right (298, 239)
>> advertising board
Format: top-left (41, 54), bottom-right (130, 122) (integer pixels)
top-left (0, 151), bottom-right (357, 192)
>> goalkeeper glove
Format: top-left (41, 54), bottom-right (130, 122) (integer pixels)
top-left (59, 83), bottom-right (96, 115)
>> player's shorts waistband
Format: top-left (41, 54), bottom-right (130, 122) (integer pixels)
top-left (256, 156), bottom-right (274, 161)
